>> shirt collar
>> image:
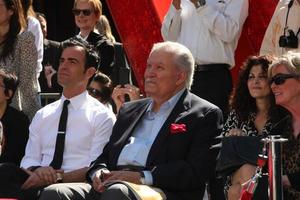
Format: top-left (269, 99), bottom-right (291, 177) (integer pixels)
top-left (77, 33), bottom-right (89, 41)
top-left (61, 91), bottom-right (89, 110)
top-left (146, 89), bottom-right (186, 115)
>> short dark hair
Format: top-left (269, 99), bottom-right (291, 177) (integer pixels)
top-left (91, 72), bottom-right (113, 103)
top-left (0, 69), bottom-right (19, 104)
top-left (61, 37), bottom-right (100, 71)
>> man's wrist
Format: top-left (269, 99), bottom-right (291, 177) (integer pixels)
top-left (140, 171), bottom-right (153, 185)
top-left (56, 172), bottom-right (63, 183)
top-left (28, 166), bottom-right (41, 172)
top-left (139, 171), bottom-right (145, 185)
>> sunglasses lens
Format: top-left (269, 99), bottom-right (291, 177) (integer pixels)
top-left (274, 77), bottom-right (285, 85)
top-left (82, 10), bottom-right (92, 16)
top-left (88, 88), bottom-right (102, 98)
top-left (72, 9), bottom-right (92, 16)
top-left (72, 9), bottom-right (80, 16)
top-left (270, 74), bottom-right (299, 85)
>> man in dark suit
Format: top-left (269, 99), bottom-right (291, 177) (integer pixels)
top-left (36, 12), bottom-right (62, 95)
top-left (39, 41), bottom-right (223, 200)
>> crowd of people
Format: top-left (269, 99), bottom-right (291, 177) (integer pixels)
top-left (0, 0), bottom-right (299, 199)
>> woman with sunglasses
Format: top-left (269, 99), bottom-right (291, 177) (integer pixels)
top-left (269, 52), bottom-right (300, 199)
top-left (88, 71), bottom-right (113, 111)
top-left (71, 0), bottom-right (114, 76)
top-left (220, 55), bottom-right (287, 200)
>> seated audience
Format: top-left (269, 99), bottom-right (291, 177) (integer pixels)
top-left (269, 52), bottom-right (300, 199)
top-left (220, 55), bottom-right (287, 200)
top-left (88, 71), bottom-right (113, 110)
top-left (0, 70), bottom-right (30, 165)
top-left (0, 38), bottom-right (115, 199)
top-left (111, 84), bottom-right (141, 114)
top-left (39, 41), bottom-right (223, 200)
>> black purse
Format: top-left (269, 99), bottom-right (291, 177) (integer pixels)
top-left (216, 136), bottom-right (263, 177)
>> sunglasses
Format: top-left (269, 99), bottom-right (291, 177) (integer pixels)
top-left (72, 9), bottom-right (93, 16)
top-left (87, 87), bottom-right (103, 98)
top-left (269, 73), bottom-right (300, 85)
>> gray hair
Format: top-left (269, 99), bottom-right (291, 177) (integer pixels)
top-left (269, 52), bottom-right (300, 77)
top-left (150, 41), bottom-right (195, 90)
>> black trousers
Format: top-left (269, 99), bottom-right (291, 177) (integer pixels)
top-left (191, 64), bottom-right (232, 200)
top-left (0, 162), bottom-right (44, 200)
top-left (191, 63), bottom-right (232, 116)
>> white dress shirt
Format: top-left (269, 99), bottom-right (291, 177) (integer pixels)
top-left (21, 91), bottom-right (116, 172)
top-left (161, 0), bottom-right (248, 67)
top-left (27, 16), bottom-right (43, 77)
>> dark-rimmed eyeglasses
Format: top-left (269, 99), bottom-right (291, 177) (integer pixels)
top-left (72, 9), bottom-right (93, 16)
top-left (269, 73), bottom-right (300, 85)
top-left (87, 87), bottom-right (103, 98)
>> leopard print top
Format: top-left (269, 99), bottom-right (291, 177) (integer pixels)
top-left (282, 123), bottom-right (300, 200)
top-left (222, 110), bottom-right (272, 137)
top-left (0, 31), bottom-right (40, 120)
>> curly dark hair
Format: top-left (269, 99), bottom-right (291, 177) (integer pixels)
top-left (0, 0), bottom-right (27, 62)
top-left (230, 55), bottom-right (276, 122)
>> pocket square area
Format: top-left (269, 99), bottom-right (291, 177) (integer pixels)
top-left (170, 123), bottom-right (186, 134)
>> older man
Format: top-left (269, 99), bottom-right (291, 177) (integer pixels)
top-left (40, 41), bottom-right (223, 200)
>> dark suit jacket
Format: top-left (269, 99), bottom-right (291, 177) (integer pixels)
top-left (86, 31), bottom-right (115, 76)
top-left (0, 106), bottom-right (30, 165)
top-left (87, 90), bottom-right (223, 200)
top-left (38, 39), bottom-right (62, 93)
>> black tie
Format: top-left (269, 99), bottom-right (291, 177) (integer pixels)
top-left (50, 99), bottom-right (70, 169)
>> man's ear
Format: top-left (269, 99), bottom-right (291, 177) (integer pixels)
top-left (5, 90), bottom-right (13, 100)
top-left (8, 9), bottom-right (14, 18)
top-left (85, 67), bottom-right (96, 79)
top-left (175, 71), bottom-right (187, 86)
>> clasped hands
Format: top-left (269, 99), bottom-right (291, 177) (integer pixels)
top-left (225, 128), bottom-right (246, 137)
top-left (21, 166), bottom-right (63, 190)
top-left (92, 169), bottom-right (142, 193)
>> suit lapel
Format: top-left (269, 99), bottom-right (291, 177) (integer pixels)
top-left (122, 103), bottom-right (150, 140)
top-left (86, 31), bottom-right (98, 44)
top-left (146, 90), bottom-right (191, 165)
